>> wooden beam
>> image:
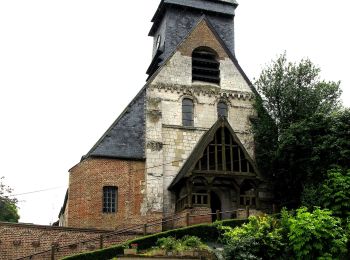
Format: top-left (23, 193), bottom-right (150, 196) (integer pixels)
top-left (221, 127), bottom-right (226, 171)
top-left (238, 148), bottom-right (242, 172)
top-left (214, 135), bottom-right (218, 171)
top-left (230, 135), bottom-right (233, 172)
top-left (207, 147), bottom-right (210, 171)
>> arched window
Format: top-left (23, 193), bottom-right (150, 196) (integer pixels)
top-left (182, 98), bottom-right (194, 127)
top-left (217, 101), bottom-right (228, 118)
top-left (194, 126), bottom-right (255, 173)
top-left (192, 47), bottom-right (220, 84)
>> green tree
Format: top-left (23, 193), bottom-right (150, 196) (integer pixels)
top-left (286, 207), bottom-right (347, 259)
top-left (253, 53), bottom-right (348, 207)
top-left (255, 53), bottom-right (341, 134)
top-left (0, 177), bottom-right (19, 222)
top-left (319, 167), bottom-right (350, 219)
top-left (219, 215), bottom-right (286, 259)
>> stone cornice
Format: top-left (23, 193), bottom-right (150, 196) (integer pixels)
top-left (149, 83), bottom-right (255, 101)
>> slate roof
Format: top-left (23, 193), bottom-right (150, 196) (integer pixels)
top-left (84, 14), bottom-right (258, 162)
top-left (168, 117), bottom-right (260, 190)
top-left (58, 190), bottom-right (68, 217)
top-left (149, 0), bottom-right (237, 37)
top-left (85, 88), bottom-right (146, 160)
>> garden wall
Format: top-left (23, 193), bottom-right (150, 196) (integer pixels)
top-left (0, 222), bottom-right (138, 260)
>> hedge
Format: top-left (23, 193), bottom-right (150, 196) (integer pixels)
top-left (62, 219), bottom-right (246, 260)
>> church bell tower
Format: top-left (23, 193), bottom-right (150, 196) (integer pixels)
top-left (147, 0), bottom-right (239, 77)
top-left (63, 0), bottom-right (273, 232)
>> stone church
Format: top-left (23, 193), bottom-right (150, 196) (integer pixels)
top-left (59, 0), bottom-right (273, 230)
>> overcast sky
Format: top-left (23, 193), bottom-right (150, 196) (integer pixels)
top-left (0, 0), bottom-right (349, 225)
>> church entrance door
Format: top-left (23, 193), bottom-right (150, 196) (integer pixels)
top-left (210, 191), bottom-right (221, 222)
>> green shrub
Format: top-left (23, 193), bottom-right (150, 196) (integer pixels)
top-left (62, 219), bottom-right (246, 260)
top-left (223, 236), bottom-right (261, 260)
top-left (219, 215), bottom-right (286, 259)
top-left (320, 167), bottom-right (350, 219)
top-left (155, 235), bottom-right (205, 253)
top-left (156, 236), bottom-right (178, 251)
top-left (216, 218), bottom-right (248, 229)
top-left (181, 235), bottom-right (202, 248)
top-left (301, 183), bottom-right (322, 209)
top-left (286, 207), bottom-right (348, 259)
top-left (61, 245), bottom-right (125, 260)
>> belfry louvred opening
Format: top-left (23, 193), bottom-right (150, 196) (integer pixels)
top-left (192, 47), bottom-right (220, 84)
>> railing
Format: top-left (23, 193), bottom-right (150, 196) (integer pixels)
top-left (175, 193), bottom-right (209, 212)
top-left (16, 207), bottom-right (257, 260)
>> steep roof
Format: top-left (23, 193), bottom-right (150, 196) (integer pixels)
top-left (84, 14), bottom-right (257, 162)
top-left (150, 0), bottom-right (238, 36)
top-left (84, 88), bottom-right (146, 160)
top-left (168, 117), bottom-right (260, 190)
top-left (147, 15), bottom-right (259, 96)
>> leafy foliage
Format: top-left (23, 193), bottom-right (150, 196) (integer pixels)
top-left (219, 215), bottom-right (286, 259)
top-left (255, 53), bottom-right (341, 132)
top-left (223, 236), bottom-right (261, 260)
top-left (156, 235), bottom-right (205, 252)
top-left (180, 235), bottom-right (203, 248)
top-left (0, 177), bottom-right (19, 223)
top-left (286, 207), bottom-right (347, 259)
top-left (252, 53), bottom-right (349, 207)
top-left (62, 219), bottom-right (246, 260)
top-left (156, 236), bottom-right (178, 251)
top-left (300, 183), bottom-right (323, 209)
top-left (219, 208), bottom-right (348, 260)
top-left (319, 168), bottom-right (350, 218)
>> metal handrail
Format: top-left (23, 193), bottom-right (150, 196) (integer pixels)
top-left (15, 208), bottom-right (251, 260)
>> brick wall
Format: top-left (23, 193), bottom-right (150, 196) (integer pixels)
top-left (67, 158), bottom-right (162, 230)
top-left (0, 209), bottom-right (216, 260)
top-left (172, 207), bottom-right (212, 229)
top-left (0, 222), bottom-right (140, 260)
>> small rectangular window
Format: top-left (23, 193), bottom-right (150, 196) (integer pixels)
top-left (103, 186), bottom-right (117, 213)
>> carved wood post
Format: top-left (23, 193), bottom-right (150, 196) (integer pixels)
top-left (51, 245), bottom-right (55, 260)
top-left (99, 235), bottom-right (104, 249)
top-left (143, 224), bottom-right (147, 236)
top-left (186, 179), bottom-right (193, 208)
top-left (216, 210), bottom-right (220, 221)
top-left (186, 212), bottom-right (190, 226)
top-left (246, 206), bottom-right (250, 218)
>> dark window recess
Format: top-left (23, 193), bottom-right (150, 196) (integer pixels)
top-left (192, 47), bottom-right (220, 84)
top-left (103, 186), bottom-right (117, 213)
top-left (217, 102), bottom-right (228, 118)
top-left (240, 181), bottom-right (256, 207)
top-left (182, 98), bottom-right (194, 127)
top-left (194, 126), bottom-right (255, 174)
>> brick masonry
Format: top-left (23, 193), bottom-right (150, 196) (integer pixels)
top-left (0, 222), bottom-right (139, 260)
top-left (65, 158), bottom-right (162, 231)
top-left (0, 208), bottom-right (261, 260)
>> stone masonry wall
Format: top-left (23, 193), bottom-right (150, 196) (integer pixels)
top-left (144, 19), bottom-right (256, 216)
